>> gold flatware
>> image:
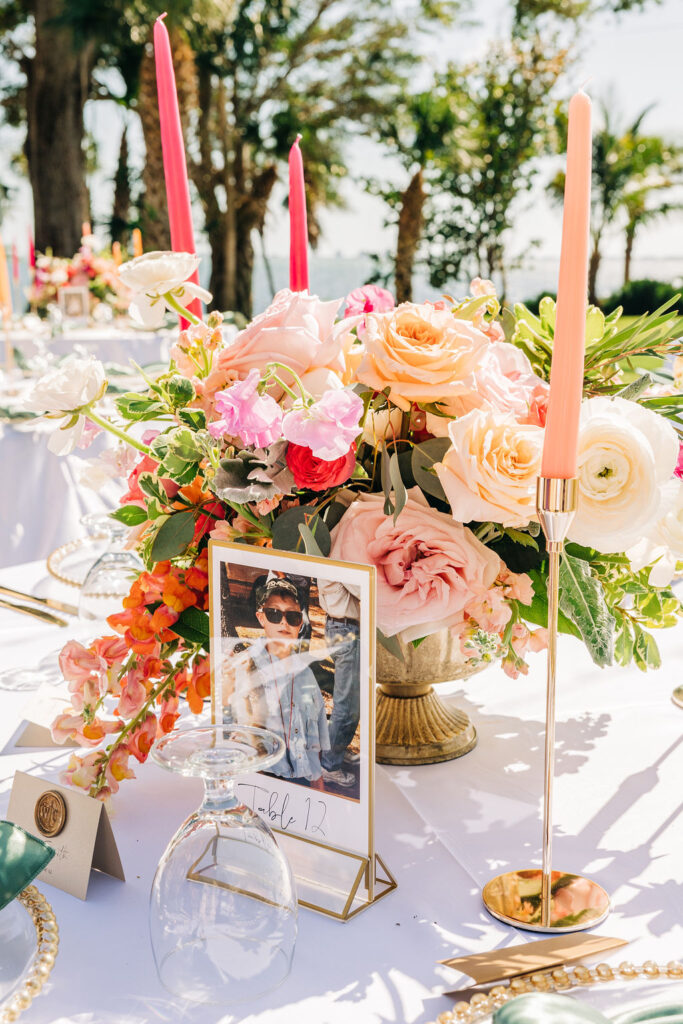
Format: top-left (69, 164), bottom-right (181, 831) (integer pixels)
top-left (0, 585), bottom-right (78, 617)
top-left (0, 597), bottom-right (68, 627)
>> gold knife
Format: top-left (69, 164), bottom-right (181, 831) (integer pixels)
top-left (0, 597), bottom-right (68, 627)
top-left (0, 585), bottom-right (78, 617)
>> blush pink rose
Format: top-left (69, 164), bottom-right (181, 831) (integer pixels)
top-left (204, 289), bottom-right (344, 399)
top-left (426, 343), bottom-right (549, 435)
top-left (330, 489), bottom-right (501, 640)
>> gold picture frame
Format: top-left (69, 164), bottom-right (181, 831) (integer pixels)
top-left (208, 539), bottom-right (396, 919)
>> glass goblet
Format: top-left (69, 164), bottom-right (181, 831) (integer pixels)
top-left (150, 724), bottom-right (298, 1005)
top-left (77, 518), bottom-right (141, 623)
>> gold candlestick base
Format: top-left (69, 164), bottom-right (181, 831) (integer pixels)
top-left (483, 869), bottom-right (609, 933)
top-left (482, 476), bottom-right (611, 933)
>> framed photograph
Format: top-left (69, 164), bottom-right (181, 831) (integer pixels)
top-left (57, 285), bottom-right (90, 322)
top-left (209, 540), bottom-right (395, 918)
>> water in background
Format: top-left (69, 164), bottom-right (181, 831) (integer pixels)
top-left (250, 254), bottom-right (683, 310)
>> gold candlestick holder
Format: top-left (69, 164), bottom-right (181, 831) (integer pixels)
top-left (482, 476), bottom-right (610, 933)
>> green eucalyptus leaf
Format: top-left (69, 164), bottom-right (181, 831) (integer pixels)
top-left (377, 628), bottom-right (404, 662)
top-left (389, 453), bottom-right (407, 523)
top-left (298, 523), bottom-right (324, 559)
top-left (271, 506), bottom-right (331, 556)
top-left (411, 438), bottom-right (450, 502)
top-left (381, 443), bottom-right (394, 516)
top-left (559, 551), bottom-right (616, 668)
top-left (150, 510), bottom-right (196, 562)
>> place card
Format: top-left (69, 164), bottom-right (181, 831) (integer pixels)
top-left (6, 771), bottom-right (125, 900)
top-left (441, 934), bottom-right (628, 986)
top-left (15, 685), bottom-right (77, 749)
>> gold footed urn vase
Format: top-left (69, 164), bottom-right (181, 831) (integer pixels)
top-left (375, 631), bottom-right (483, 765)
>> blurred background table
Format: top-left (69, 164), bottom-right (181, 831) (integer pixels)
top-left (0, 560), bottom-right (682, 1023)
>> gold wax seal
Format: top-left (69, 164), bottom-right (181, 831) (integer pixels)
top-left (34, 790), bottom-right (67, 838)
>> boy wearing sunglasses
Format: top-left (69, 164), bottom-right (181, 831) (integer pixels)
top-left (229, 578), bottom-right (330, 791)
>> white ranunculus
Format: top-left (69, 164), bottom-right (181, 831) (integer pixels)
top-left (435, 409), bottom-right (544, 527)
top-left (626, 479), bottom-right (683, 586)
top-left (25, 355), bottom-right (106, 415)
top-left (568, 396), bottom-right (679, 553)
top-left (117, 251), bottom-right (212, 328)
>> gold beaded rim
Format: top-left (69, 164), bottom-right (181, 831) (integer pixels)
top-left (0, 885), bottom-right (59, 1024)
top-left (432, 960), bottom-right (683, 1023)
top-left (47, 537), bottom-right (96, 589)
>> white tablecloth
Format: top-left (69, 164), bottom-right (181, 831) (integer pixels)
top-left (1, 560), bottom-right (682, 1023)
top-left (11, 324), bottom-right (171, 368)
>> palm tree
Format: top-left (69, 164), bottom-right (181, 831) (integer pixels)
top-left (621, 171), bottom-right (682, 286)
top-left (550, 103), bottom-right (681, 303)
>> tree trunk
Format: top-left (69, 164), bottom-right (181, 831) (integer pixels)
top-left (26, 0), bottom-right (95, 255)
top-left (110, 125), bottom-right (131, 245)
top-left (395, 168), bottom-right (425, 304)
top-left (624, 222), bottom-right (635, 286)
top-left (138, 43), bottom-right (170, 250)
top-left (588, 232), bottom-right (602, 306)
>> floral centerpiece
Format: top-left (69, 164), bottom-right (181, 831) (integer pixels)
top-left (28, 233), bottom-right (130, 317)
top-left (27, 251), bottom-right (683, 798)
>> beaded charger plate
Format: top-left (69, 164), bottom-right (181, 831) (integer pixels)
top-left (432, 960), bottom-right (683, 1023)
top-left (0, 886), bottom-right (58, 1023)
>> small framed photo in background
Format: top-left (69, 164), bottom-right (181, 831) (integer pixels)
top-left (58, 285), bottom-right (90, 323)
top-left (209, 540), bottom-right (395, 919)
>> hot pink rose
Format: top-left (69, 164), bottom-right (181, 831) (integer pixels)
top-left (344, 285), bottom-right (395, 317)
top-left (204, 289), bottom-right (344, 398)
top-left (282, 388), bottom-right (363, 460)
top-left (330, 490), bottom-right (501, 640)
top-left (674, 443), bottom-right (683, 479)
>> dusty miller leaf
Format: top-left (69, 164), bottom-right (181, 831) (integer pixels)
top-left (559, 551), bottom-right (616, 667)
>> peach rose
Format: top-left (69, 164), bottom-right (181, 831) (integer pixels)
top-left (356, 302), bottom-right (489, 411)
top-left (425, 342), bottom-right (549, 436)
top-left (436, 410), bottom-right (543, 527)
top-left (330, 489), bottom-right (501, 640)
top-left (204, 289), bottom-right (344, 398)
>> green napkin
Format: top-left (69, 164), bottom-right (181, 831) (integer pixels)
top-left (495, 994), bottom-right (683, 1024)
top-left (0, 820), bottom-right (55, 910)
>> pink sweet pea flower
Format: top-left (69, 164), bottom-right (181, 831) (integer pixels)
top-left (344, 284), bottom-right (395, 318)
top-left (77, 418), bottom-right (103, 450)
top-left (208, 368), bottom-right (282, 448)
top-left (282, 388), bottom-right (363, 460)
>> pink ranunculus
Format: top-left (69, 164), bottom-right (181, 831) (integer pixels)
top-left (282, 388), bottom-right (363, 460)
top-left (330, 489), bottom-right (501, 641)
top-left (58, 640), bottom-right (106, 685)
top-left (344, 284), bottom-right (395, 318)
top-left (208, 368), bottom-right (282, 448)
top-left (203, 289), bottom-right (344, 400)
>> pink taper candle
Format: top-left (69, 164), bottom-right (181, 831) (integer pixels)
top-left (154, 13), bottom-right (200, 319)
top-left (289, 135), bottom-right (309, 292)
top-left (28, 228), bottom-right (35, 272)
top-left (541, 90), bottom-right (592, 480)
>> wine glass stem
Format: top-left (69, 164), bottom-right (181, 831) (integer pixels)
top-left (201, 777), bottom-right (239, 813)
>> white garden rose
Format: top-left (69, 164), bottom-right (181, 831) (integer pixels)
top-left (626, 479), bottom-right (683, 586)
top-left (26, 354), bottom-right (106, 415)
top-left (568, 396), bottom-right (679, 553)
top-left (25, 355), bottom-right (107, 456)
top-left (435, 409), bottom-right (543, 527)
top-left (117, 251), bottom-right (212, 328)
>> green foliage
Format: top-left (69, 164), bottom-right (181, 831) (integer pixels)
top-left (603, 279), bottom-right (683, 317)
top-left (150, 510), bottom-right (196, 562)
top-left (172, 606), bottom-right (211, 646)
top-left (271, 506), bottom-right (331, 557)
top-left (559, 550), bottom-right (616, 667)
top-left (111, 504), bottom-right (148, 527)
top-left (425, 40), bottom-right (567, 292)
